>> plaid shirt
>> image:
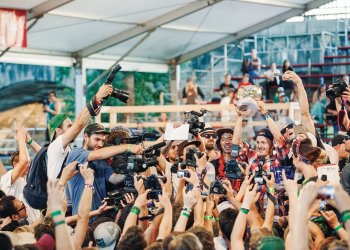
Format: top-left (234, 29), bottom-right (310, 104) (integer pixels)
top-left (248, 143), bottom-right (290, 173)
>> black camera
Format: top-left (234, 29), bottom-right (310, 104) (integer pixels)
top-left (144, 174), bottom-right (166, 200)
top-left (225, 160), bottom-right (244, 180)
top-left (177, 170), bottom-right (191, 178)
top-left (210, 180), bottom-right (226, 195)
top-left (184, 109), bottom-right (207, 135)
top-left (112, 142), bottom-right (165, 174)
top-left (253, 157), bottom-right (270, 185)
top-left (104, 64), bottom-right (129, 103)
top-left (326, 78), bottom-right (348, 100)
top-left (106, 175), bottom-right (138, 207)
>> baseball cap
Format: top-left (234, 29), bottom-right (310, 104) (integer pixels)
top-left (178, 140), bottom-right (201, 156)
top-left (2, 232), bottom-right (36, 246)
top-left (278, 92), bottom-right (286, 97)
top-left (93, 221), bottom-right (121, 250)
top-left (106, 126), bottom-right (131, 145)
top-left (294, 125), bottom-right (308, 138)
top-left (84, 123), bottom-right (109, 135)
top-left (256, 128), bottom-right (273, 141)
top-left (277, 87), bottom-right (285, 93)
top-left (48, 113), bottom-right (68, 140)
top-left (276, 116), bottom-right (295, 131)
top-left (256, 236), bottom-right (285, 250)
top-left (331, 134), bottom-right (350, 147)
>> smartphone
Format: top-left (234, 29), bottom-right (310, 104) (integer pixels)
top-left (177, 170), bottom-right (190, 178)
top-left (317, 186), bottom-right (335, 200)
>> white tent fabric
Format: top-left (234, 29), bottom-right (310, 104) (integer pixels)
top-left (0, 0), bottom-right (334, 65)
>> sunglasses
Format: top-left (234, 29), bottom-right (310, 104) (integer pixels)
top-left (281, 123), bottom-right (294, 134)
top-left (203, 134), bottom-right (217, 139)
top-left (16, 201), bottom-right (26, 213)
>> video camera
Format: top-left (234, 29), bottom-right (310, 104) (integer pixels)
top-left (104, 64), bottom-right (130, 103)
top-left (112, 142), bottom-right (166, 174)
top-left (326, 78), bottom-right (348, 100)
top-left (170, 147), bottom-right (203, 173)
top-left (184, 109), bottom-right (207, 135)
top-left (106, 174), bottom-right (138, 207)
top-left (112, 133), bottom-right (159, 146)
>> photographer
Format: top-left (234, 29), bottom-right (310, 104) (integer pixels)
top-left (47, 83), bottom-right (113, 180)
top-left (44, 91), bottom-right (62, 141)
top-left (64, 123), bottom-right (143, 215)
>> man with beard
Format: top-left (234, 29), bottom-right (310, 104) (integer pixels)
top-left (199, 127), bottom-right (219, 161)
top-left (159, 140), bottom-right (181, 191)
top-left (65, 123), bottom-right (143, 215)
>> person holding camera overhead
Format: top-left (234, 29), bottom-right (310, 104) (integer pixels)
top-left (63, 123), bottom-right (144, 216)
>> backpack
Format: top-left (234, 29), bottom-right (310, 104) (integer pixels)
top-left (23, 144), bottom-right (67, 210)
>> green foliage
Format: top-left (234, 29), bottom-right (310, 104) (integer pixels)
top-left (54, 66), bottom-right (75, 118)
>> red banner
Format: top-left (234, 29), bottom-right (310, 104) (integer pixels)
top-left (0, 8), bottom-right (27, 48)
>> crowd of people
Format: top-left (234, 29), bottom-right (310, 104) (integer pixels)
top-left (1, 70), bottom-right (350, 250)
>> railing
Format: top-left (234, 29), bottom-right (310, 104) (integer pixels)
top-left (96, 103), bottom-right (301, 129)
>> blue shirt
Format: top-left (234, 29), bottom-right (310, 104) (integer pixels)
top-left (66, 147), bottom-right (114, 215)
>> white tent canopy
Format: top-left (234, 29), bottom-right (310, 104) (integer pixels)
top-left (0, 0), bottom-right (334, 70)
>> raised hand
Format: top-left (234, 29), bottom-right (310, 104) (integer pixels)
top-left (121, 193), bottom-right (135, 208)
top-left (241, 184), bottom-right (259, 209)
top-left (184, 189), bottom-right (199, 209)
top-left (129, 144), bottom-right (144, 155)
top-left (47, 179), bottom-right (66, 212)
top-left (79, 163), bottom-right (94, 185)
top-left (16, 126), bottom-right (27, 142)
top-left (95, 84), bottom-right (113, 100)
top-left (134, 189), bottom-right (151, 208)
top-left (320, 210), bottom-right (341, 229)
top-left (282, 71), bottom-right (302, 85)
top-left (59, 161), bottom-right (79, 186)
top-left (282, 170), bottom-right (298, 197)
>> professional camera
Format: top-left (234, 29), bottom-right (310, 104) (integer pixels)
top-left (210, 180), bottom-right (226, 195)
top-left (110, 133), bottom-right (159, 146)
top-left (112, 142), bottom-right (165, 174)
top-left (104, 64), bottom-right (130, 103)
top-left (106, 175), bottom-right (138, 207)
top-left (326, 78), bottom-right (348, 100)
top-left (144, 174), bottom-right (166, 200)
top-left (225, 160), bottom-right (244, 180)
top-left (184, 109), bottom-right (207, 135)
top-left (253, 157), bottom-right (271, 185)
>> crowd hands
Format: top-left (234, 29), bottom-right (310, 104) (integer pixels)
top-left (2, 71), bottom-right (350, 250)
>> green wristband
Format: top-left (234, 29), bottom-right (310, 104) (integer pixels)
top-left (240, 208), bottom-right (249, 214)
top-left (51, 210), bottom-right (62, 218)
top-left (267, 187), bottom-right (275, 193)
top-left (181, 211), bottom-right (190, 218)
top-left (334, 225), bottom-right (344, 233)
top-left (341, 210), bottom-right (350, 223)
top-left (127, 144), bottom-right (131, 153)
top-left (54, 220), bottom-right (66, 227)
top-left (204, 215), bottom-right (214, 221)
top-left (130, 206), bottom-right (140, 216)
top-left (215, 217), bottom-right (220, 221)
top-left (27, 138), bottom-right (33, 145)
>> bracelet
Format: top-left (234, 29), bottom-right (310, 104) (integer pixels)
top-left (334, 225), bottom-right (344, 233)
top-left (181, 211), bottom-right (190, 218)
top-left (130, 206), bottom-right (140, 216)
top-left (204, 215), bottom-right (214, 221)
top-left (215, 217), bottom-right (220, 221)
top-left (341, 210), bottom-right (350, 223)
top-left (127, 144), bottom-right (131, 153)
top-left (54, 220), bottom-right (66, 227)
top-left (50, 210), bottom-right (62, 218)
top-left (27, 138), bottom-right (33, 145)
top-left (262, 114), bottom-right (270, 120)
top-left (182, 207), bottom-right (192, 213)
top-left (84, 184), bottom-right (95, 190)
top-left (240, 208), bottom-right (249, 214)
top-left (267, 187), bottom-right (275, 193)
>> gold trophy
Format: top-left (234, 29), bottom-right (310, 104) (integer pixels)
top-left (236, 85), bottom-right (262, 111)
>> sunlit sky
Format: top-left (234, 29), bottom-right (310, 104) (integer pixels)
top-left (288, 0), bottom-right (350, 22)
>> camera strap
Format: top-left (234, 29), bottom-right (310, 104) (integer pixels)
top-left (87, 96), bottom-right (102, 116)
top-left (266, 191), bottom-right (277, 205)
